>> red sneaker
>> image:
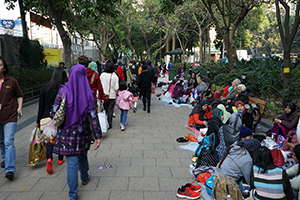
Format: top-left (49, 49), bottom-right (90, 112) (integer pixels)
top-left (185, 181), bottom-right (201, 192)
top-left (58, 159), bottom-right (64, 165)
top-left (176, 186), bottom-right (201, 199)
top-left (46, 158), bottom-right (53, 175)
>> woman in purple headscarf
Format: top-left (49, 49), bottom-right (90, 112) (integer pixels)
top-left (51, 64), bottom-right (101, 200)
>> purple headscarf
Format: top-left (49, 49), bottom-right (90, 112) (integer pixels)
top-left (60, 64), bottom-right (94, 128)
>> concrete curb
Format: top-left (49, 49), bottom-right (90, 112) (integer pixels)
top-left (260, 118), bottom-right (273, 130)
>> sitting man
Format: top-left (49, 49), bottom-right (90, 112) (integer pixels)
top-left (191, 76), bottom-right (208, 100)
top-left (211, 78), bottom-right (241, 109)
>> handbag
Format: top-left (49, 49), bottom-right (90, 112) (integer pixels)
top-left (98, 105), bottom-right (109, 133)
top-left (28, 128), bottom-right (46, 166)
top-left (40, 117), bottom-right (51, 131)
top-left (151, 83), bottom-right (155, 94)
top-left (52, 92), bottom-right (66, 127)
top-left (103, 74), bottom-right (112, 103)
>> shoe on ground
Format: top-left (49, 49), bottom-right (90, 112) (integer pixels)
top-left (82, 171), bottom-right (91, 185)
top-left (57, 159), bottom-right (64, 165)
top-left (184, 182), bottom-right (201, 192)
top-left (108, 125), bottom-right (112, 130)
top-left (113, 112), bottom-right (116, 117)
top-left (1, 161), bottom-right (4, 168)
top-left (147, 109), bottom-right (150, 113)
top-left (176, 186), bottom-right (201, 199)
top-left (121, 125), bottom-right (125, 131)
top-left (143, 107), bottom-right (146, 111)
top-left (133, 108), bottom-right (136, 113)
top-left (5, 171), bottom-right (14, 180)
top-left (46, 158), bottom-right (53, 175)
top-left (91, 139), bottom-right (95, 144)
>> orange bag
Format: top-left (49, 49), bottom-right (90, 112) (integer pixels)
top-left (197, 171), bottom-right (212, 185)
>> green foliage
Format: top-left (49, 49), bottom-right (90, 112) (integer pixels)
top-left (185, 57), bottom-right (300, 104)
top-left (8, 66), bottom-right (54, 90)
top-left (19, 36), bottom-right (46, 70)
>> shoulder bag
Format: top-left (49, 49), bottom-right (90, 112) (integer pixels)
top-left (52, 92), bottom-right (66, 127)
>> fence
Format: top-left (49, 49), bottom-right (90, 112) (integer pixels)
top-left (22, 85), bottom-right (43, 102)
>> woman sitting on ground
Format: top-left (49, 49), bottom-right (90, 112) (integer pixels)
top-left (215, 139), bottom-right (261, 185)
top-left (235, 101), bottom-right (254, 130)
top-left (216, 112), bottom-right (242, 161)
top-left (217, 104), bottom-right (231, 124)
top-left (267, 102), bottom-right (300, 138)
top-left (172, 82), bottom-right (184, 99)
top-left (286, 144), bottom-right (300, 199)
top-left (226, 84), bottom-right (248, 110)
top-left (188, 100), bottom-right (212, 130)
top-left (250, 146), bottom-right (294, 200)
top-left (187, 72), bottom-right (198, 91)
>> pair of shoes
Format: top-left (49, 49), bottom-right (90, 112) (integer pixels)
top-left (185, 134), bottom-right (198, 143)
top-left (82, 171), bottom-right (91, 185)
top-left (176, 137), bottom-right (189, 143)
top-left (1, 161), bottom-right (4, 168)
top-left (5, 171), bottom-right (14, 180)
top-left (176, 183), bottom-right (201, 199)
top-left (46, 158), bottom-right (53, 175)
top-left (121, 125), bottom-right (125, 131)
top-left (57, 159), bottom-right (64, 165)
top-left (143, 107), bottom-right (146, 111)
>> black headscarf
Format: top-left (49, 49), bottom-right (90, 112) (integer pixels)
top-left (189, 100), bottom-right (209, 121)
top-left (206, 108), bottom-right (223, 146)
top-left (285, 102), bottom-right (297, 121)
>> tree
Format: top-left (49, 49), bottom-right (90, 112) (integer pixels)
top-left (275, 0), bottom-right (300, 84)
top-left (201, 0), bottom-right (269, 70)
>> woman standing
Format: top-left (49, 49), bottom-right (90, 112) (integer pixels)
top-left (0, 56), bottom-right (23, 180)
top-left (100, 61), bottom-right (119, 129)
top-left (51, 64), bottom-right (101, 200)
top-left (36, 68), bottom-right (67, 174)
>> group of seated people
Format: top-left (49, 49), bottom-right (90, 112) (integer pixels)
top-left (181, 75), bottom-right (300, 199)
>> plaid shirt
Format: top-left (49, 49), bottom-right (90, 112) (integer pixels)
top-left (51, 93), bottom-right (101, 156)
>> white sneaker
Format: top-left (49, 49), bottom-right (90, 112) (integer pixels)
top-left (121, 125), bottom-right (125, 131)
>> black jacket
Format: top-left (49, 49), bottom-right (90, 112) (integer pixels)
top-left (129, 85), bottom-right (140, 97)
top-left (229, 91), bottom-right (249, 107)
top-left (37, 87), bottom-right (57, 124)
top-left (138, 70), bottom-right (152, 89)
top-left (243, 112), bottom-right (254, 130)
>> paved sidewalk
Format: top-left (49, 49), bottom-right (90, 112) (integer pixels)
top-left (0, 88), bottom-right (196, 200)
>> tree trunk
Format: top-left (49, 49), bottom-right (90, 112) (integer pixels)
top-left (226, 34), bottom-right (238, 70)
top-left (73, 34), bottom-right (79, 56)
top-left (18, 0), bottom-right (27, 38)
top-left (283, 46), bottom-right (291, 82)
top-left (80, 34), bottom-right (84, 55)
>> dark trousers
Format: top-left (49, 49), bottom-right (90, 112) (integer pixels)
top-left (211, 98), bottom-right (227, 109)
top-left (104, 99), bottom-right (115, 127)
top-left (46, 143), bottom-right (63, 160)
top-left (141, 88), bottom-right (151, 109)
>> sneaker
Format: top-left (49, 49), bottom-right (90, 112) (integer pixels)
top-left (1, 161), bottom-right (4, 168)
top-left (5, 171), bottom-right (14, 180)
top-left (46, 158), bottom-right (53, 175)
top-left (133, 108), bottom-right (136, 113)
top-left (184, 182), bottom-right (201, 192)
top-left (143, 107), bottom-right (146, 111)
top-left (176, 186), bottom-right (201, 199)
top-left (57, 159), bottom-right (64, 165)
top-left (82, 171), bottom-right (91, 185)
top-left (121, 125), bottom-right (125, 131)
top-left (120, 123), bottom-right (122, 128)
top-left (91, 139), bottom-right (95, 144)
top-left (113, 112), bottom-right (116, 117)
top-left (147, 108), bottom-right (150, 113)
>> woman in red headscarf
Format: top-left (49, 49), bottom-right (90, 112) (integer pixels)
top-left (235, 101), bottom-right (254, 130)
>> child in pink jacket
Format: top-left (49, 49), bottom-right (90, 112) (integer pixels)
top-left (116, 81), bottom-right (133, 131)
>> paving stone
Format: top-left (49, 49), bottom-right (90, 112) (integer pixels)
top-left (144, 191), bottom-right (177, 200)
top-left (156, 158), bottom-right (182, 167)
top-left (109, 191), bottom-right (143, 200)
top-left (133, 143), bottom-right (153, 150)
top-left (97, 177), bottom-right (129, 191)
top-left (104, 157), bottom-right (131, 167)
top-left (131, 158), bottom-right (156, 167)
top-left (128, 177), bottom-right (159, 191)
top-left (143, 138), bottom-right (163, 144)
top-left (4, 191), bottom-right (44, 200)
top-left (111, 143), bottom-right (133, 151)
top-left (122, 138), bottom-right (143, 144)
top-left (0, 192), bottom-right (10, 200)
top-left (144, 166), bottom-right (172, 177)
top-left (158, 177), bottom-right (190, 191)
top-left (143, 150), bottom-right (167, 158)
top-left (115, 166), bottom-right (143, 177)
top-left (170, 166), bottom-right (193, 178)
top-left (0, 177), bottom-right (39, 192)
top-left (31, 177), bottom-right (67, 191)
top-left (40, 191), bottom-right (69, 200)
top-left (153, 143), bottom-right (176, 151)
top-left (77, 191), bottom-right (111, 200)
top-left (120, 149), bottom-right (143, 158)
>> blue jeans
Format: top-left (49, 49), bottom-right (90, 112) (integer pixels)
top-left (120, 109), bottom-right (128, 125)
top-left (66, 153), bottom-right (89, 200)
top-left (0, 122), bottom-right (17, 173)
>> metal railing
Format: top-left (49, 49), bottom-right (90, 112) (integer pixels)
top-left (22, 85), bottom-right (43, 102)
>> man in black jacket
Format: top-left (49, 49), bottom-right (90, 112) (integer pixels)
top-left (138, 64), bottom-right (153, 113)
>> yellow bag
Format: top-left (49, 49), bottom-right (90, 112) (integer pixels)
top-left (28, 128), bottom-right (46, 166)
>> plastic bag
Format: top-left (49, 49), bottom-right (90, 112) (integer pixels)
top-left (29, 128), bottom-right (44, 144)
top-left (98, 108), bottom-right (109, 133)
top-left (43, 119), bottom-right (57, 138)
top-left (29, 128), bottom-right (38, 142)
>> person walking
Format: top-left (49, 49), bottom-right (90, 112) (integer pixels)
top-left (51, 64), bottom-right (101, 200)
top-left (116, 81), bottom-right (133, 131)
top-left (138, 64), bottom-right (153, 113)
top-left (100, 61), bottom-right (119, 129)
top-left (36, 68), bottom-right (67, 174)
top-left (129, 79), bottom-right (139, 113)
top-left (0, 56), bottom-right (23, 180)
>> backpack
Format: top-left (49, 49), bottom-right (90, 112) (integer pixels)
top-left (195, 133), bottom-right (219, 167)
top-left (212, 174), bottom-right (244, 200)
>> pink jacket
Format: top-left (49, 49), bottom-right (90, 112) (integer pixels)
top-left (116, 90), bottom-right (133, 110)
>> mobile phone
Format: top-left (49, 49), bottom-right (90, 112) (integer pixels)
top-left (18, 113), bottom-right (20, 120)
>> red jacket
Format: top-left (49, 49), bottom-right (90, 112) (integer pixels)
top-left (188, 109), bottom-right (212, 126)
top-left (115, 66), bottom-right (125, 81)
top-left (87, 68), bottom-right (104, 100)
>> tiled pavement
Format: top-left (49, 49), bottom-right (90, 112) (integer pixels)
top-left (0, 87), bottom-right (198, 200)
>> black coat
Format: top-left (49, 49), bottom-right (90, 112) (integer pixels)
top-left (138, 71), bottom-right (152, 89)
top-left (37, 87), bottom-right (57, 124)
top-left (243, 112), bottom-right (254, 130)
top-left (229, 91), bottom-right (248, 107)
